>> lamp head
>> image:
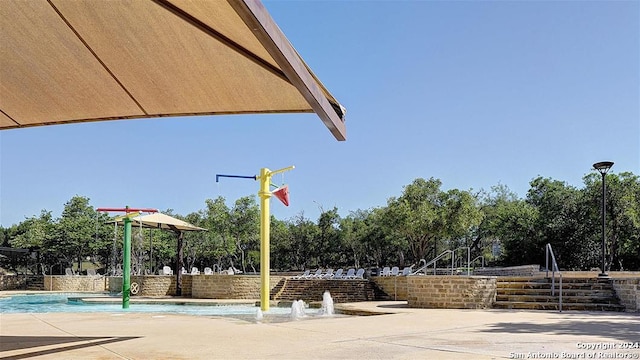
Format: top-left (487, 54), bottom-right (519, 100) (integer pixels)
top-left (593, 161), bottom-right (614, 175)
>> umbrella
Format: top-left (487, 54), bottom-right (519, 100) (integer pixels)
top-left (114, 213), bottom-right (206, 296)
top-left (128, 213), bottom-right (207, 232)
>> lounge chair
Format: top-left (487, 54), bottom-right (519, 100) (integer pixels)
top-left (321, 268), bottom-right (334, 279)
top-left (162, 266), bottom-right (173, 275)
top-left (380, 266), bottom-right (391, 276)
top-left (401, 266), bottom-right (412, 276)
top-left (204, 267), bottom-right (213, 275)
top-left (332, 268), bottom-right (344, 279)
top-left (341, 268), bottom-right (355, 279)
top-left (86, 269), bottom-right (97, 276)
top-left (390, 266), bottom-right (399, 276)
top-left (309, 269), bottom-right (323, 278)
top-left (191, 267), bottom-right (200, 275)
top-left (349, 268), bottom-right (365, 279)
top-left (292, 270), bottom-right (310, 279)
top-left (65, 268), bottom-right (75, 276)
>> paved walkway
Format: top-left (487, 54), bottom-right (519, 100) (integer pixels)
top-left (1, 300), bottom-right (638, 360)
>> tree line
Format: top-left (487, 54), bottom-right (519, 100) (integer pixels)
top-left (1, 171), bottom-right (639, 275)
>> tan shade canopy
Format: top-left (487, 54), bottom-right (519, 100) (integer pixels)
top-left (123, 213), bottom-right (207, 232)
top-left (0, 0), bottom-right (346, 140)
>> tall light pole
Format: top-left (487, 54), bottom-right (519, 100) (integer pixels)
top-left (593, 161), bottom-right (613, 277)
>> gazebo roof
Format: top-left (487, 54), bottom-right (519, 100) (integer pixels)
top-left (0, 0), bottom-right (346, 140)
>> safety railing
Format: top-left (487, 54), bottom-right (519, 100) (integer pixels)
top-left (412, 250), bottom-right (454, 275)
top-left (453, 247), bottom-right (471, 276)
top-left (545, 243), bottom-right (563, 312)
top-left (470, 255), bottom-right (485, 269)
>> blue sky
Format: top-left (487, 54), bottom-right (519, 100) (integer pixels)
top-left (1, 0), bottom-right (638, 227)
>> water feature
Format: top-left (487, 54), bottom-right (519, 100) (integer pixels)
top-left (290, 299), bottom-right (307, 319)
top-left (0, 293), bottom-right (316, 318)
top-left (320, 290), bottom-right (334, 316)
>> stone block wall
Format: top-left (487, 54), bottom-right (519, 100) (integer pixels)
top-left (371, 276), bottom-right (408, 300)
top-left (0, 275), bottom-right (27, 290)
top-left (407, 276), bottom-right (497, 309)
top-left (44, 276), bottom-right (108, 291)
top-left (273, 279), bottom-right (377, 303)
top-left (108, 275), bottom-right (192, 297)
top-left (472, 265), bottom-right (540, 277)
top-left (192, 275), bottom-right (285, 299)
top-left (611, 278), bottom-right (640, 313)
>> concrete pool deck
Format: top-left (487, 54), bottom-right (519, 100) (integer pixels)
top-left (1, 299), bottom-right (638, 360)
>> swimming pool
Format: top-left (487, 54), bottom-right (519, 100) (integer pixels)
top-left (0, 293), bottom-right (322, 319)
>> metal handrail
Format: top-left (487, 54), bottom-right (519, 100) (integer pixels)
top-left (470, 255), bottom-right (485, 268)
top-left (412, 250), bottom-right (454, 275)
top-left (545, 243), bottom-right (563, 312)
top-left (453, 247), bottom-right (471, 276)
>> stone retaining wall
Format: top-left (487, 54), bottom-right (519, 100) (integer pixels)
top-left (43, 276), bottom-right (108, 292)
top-left (611, 278), bottom-right (640, 313)
top-left (0, 275), bottom-right (27, 290)
top-left (472, 265), bottom-right (540, 277)
top-left (273, 279), bottom-right (377, 303)
top-left (108, 275), bottom-right (192, 297)
top-left (371, 276), bottom-right (408, 300)
top-left (192, 275), bottom-right (285, 299)
top-left (407, 276), bottom-right (497, 309)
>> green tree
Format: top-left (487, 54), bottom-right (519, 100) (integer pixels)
top-left (583, 172), bottom-right (640, 271)
top-left (339, 209), bottom-right (371, 269)
top-left (316, 207), bottom-right (342, 266)
top-left (287, 212), bottom-right (320, 269)
top-left (8, 210), bottom-right (55, 274)
top-left (55, 196), bottom-right (104, 273)
top-left (228, 196), bottom-right (259, 273)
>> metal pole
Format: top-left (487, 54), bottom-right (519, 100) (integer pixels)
top-left (258, 168), bottom-right (271, 312)
top-left (123, 217), bottom-right (132, 309)
top-left (600, 172), bottom-right (607, 277)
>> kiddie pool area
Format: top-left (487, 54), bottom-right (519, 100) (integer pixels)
top-left (0, 292), bottom-right (338, 323)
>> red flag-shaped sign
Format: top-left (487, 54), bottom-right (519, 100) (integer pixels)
top-left (272, 185), bottom-right (290, 206)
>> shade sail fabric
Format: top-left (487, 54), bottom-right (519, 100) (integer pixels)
top-left (125, 213), bottom-right (207, 232)
top-left (0, 0), bottom-right (346, 140)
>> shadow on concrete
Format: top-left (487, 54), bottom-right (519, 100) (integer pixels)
top-left (481, 317), bottom-right (640, 342)
top-left (0, 335), bottom-right (139, 359)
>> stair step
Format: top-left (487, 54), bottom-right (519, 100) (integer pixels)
top-left (496, 295), bottom-right (620, 304)
top-left (493, 276), bottom-right (623, 312)
top-left (493, 301), bottom-right (625, 311)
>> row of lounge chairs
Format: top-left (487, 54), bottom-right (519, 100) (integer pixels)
top-left (64, 268), bottom-right (103, 276)
top-left (292, 268), bottom-right (365, 280)
top-left (161, 266), bottom-right (243, 276)
top-left (379, 266), bottom-right (412, 276)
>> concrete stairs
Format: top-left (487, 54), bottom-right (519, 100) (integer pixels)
top-left (26, 275), bottom-right (44, 290)
top-left (494, 276), bottom-right (625, 311)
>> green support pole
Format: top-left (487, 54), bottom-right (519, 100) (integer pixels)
top-left (122, 217), bottom-right (132, 309)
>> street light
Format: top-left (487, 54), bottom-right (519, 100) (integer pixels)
top-left (593, 161), bottom-right (614, 277)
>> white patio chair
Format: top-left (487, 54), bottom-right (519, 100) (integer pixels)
top-left (332, 268), bottom-right (344, 279)
top-left (292, 270), bottom-right (310, 279)
top-left (380, 266), bottom-right (391, 276)
top-left (341, 268), bottom-right (355, 279)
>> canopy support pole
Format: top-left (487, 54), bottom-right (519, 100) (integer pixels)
top-left (123, 217), bottom-right (132, 309)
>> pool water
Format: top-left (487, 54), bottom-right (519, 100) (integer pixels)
top-left (0, 293), bottom-right (320, 318)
